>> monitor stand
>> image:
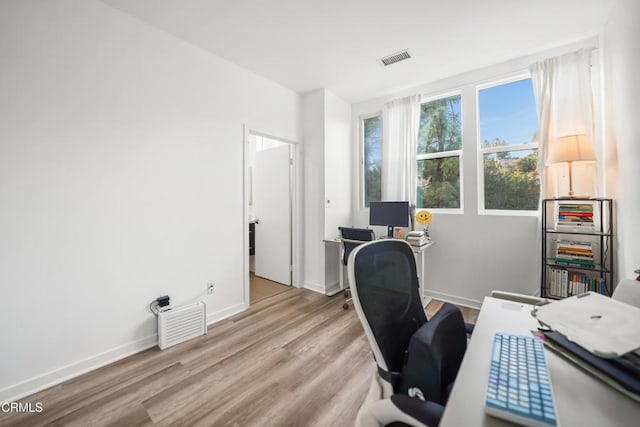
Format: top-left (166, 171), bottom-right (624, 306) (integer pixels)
top-left (387, 226), bottom-right (394, 238)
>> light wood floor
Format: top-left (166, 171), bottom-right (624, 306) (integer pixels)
top-left (250, 274), bottom-right (290, 304)
top-left (0, 289), bottom-right (478, 427)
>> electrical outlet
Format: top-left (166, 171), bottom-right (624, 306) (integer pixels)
top-left (207, 282), bottom-right (215, 294)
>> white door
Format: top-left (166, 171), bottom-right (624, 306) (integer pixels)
top-left (254, 142), bottom-right (291, 285)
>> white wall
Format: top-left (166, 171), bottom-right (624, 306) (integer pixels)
top-left (302, 89), bottom-right (352, 294)
top-left (351, 39), bottom-right (601, 307)
top-left (601, 0), bottom-right (640, 282)
top-left (324, 91), bottom-right (352, 292)
top-left (324, 91), bottom-right (352, 238)
top-left (302, 90), bottom-right (326, 292)
top-left (0, 0), bottom-right (301, 401)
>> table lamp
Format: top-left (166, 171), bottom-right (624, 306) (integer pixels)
top-left (546, 134), bottom-right (596, 198)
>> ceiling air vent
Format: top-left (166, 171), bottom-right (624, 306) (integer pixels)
top-left (378, 49), bottom-right (411, 67)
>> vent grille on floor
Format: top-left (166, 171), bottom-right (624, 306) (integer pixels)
top-left (378, 49), bottom-right (411, 66)
top-left (158, 302), bottom-right (206, 350)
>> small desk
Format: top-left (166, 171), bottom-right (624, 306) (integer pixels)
top-left (323, 237), bottom-right (433, 302)
top-left (411, 241), bottom-right (433, 304)
top-left (441, 296), bottom-right (640, 426)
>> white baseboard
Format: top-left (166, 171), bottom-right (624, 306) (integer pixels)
top-left (422, 296), bottom-right (434, 307)
top-left (1, 302), bottom-right (248, 403)
top-left (0, 334), bottom-right (158, 403)
top-left (302, 281), bottom-right (326, 295)
top-left (324, 280), bottom-right (341, 296)
top-left (206, 302), bottom-right (245, 326)
top-left (424, 290), bottom-right (483, 310)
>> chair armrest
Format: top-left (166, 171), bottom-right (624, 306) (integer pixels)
top-left (464, 322), bottom-right (475, 335)
top-left (400, 303), bottom-right (467, 403)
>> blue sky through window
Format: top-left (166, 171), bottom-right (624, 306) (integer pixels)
top-left (478, 79), bottom-right (539, 146)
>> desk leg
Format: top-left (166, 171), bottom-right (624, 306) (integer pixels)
top-left (339, 254), bottom-right (345, 291)
top-left (414, 250), bottom-right (431, 307)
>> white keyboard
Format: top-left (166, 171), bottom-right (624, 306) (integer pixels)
top-left (484, 333), bottom-right (557, 426)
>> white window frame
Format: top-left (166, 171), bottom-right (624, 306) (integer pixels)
top-left (360, 111), bottom-right (382, 209)
top-left (416, 91), bottom-right (464, 214)
top-left (476, 73), bottom-right (539, 216)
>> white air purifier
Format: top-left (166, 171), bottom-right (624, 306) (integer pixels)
top-left (157, 302), bottom-right (206, 350)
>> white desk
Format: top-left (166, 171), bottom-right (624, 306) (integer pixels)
top-left (441, 296), bottom-right (640, 426)
top-left (323, 237), bottom-right (433, 302)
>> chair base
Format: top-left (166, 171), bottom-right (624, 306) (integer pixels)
top-left (356, 374), bottom-right (394, 427)
top-left (356, 374), bottom-right (439, 427)
top-left (343, 288), bottom-right (352, 310)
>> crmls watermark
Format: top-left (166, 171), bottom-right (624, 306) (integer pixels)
top-left (1, 401), bottom-right (44, 413)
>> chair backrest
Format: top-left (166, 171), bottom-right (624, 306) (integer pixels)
top-left (348, 239), bottom-right (427, 374)
top-left (612, 279), bottom-right (640, 309)
top-left (339, 227), bottom-right (375, 266)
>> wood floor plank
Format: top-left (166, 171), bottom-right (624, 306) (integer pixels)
top-left (48, 363), bottom-right (188, 427)
top-left (146, 348), bottom-right (296, 426)
top-left (0, 350), bottom-right (182, 427)
top-left (209, 334), bottom-right (371, 427)
top-left (102, 404), bottom-right (155, 427)
top-left (308, 360), bottom-right (376, 427)
top-left (250, 274), bottom-right (290, 304)
top-left (0, 288), bottom-right (479, 427)
top-left (282, 307), bottom-right (353, 359)
top-left (177, 305), bottom-right (335, 380)
top-left (144, 301), bottom-right (339, 423)
top-left (146, 299), bottom-right (349, 425)
top-left (261, 335), bottom-right (373, 426)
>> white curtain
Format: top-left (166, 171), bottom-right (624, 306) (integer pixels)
top-left (381, 95), bottom-right (421, 204)
top-left (529, 48), bottom-right (597, 199)
top-left (530, 49), bottom-right (596, 292)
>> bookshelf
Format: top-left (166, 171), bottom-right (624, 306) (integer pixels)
top-left (541, 198), bottom-right (613, 299)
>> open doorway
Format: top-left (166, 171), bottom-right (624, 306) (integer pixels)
top-left (244, 129), bottom-right (299, 306)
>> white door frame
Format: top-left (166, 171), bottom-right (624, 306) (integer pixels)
top-left (243, 125), bottom-right (301, 309)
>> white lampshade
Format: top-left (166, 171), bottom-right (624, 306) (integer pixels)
top-left (546, 134), bottom-right (597, 165)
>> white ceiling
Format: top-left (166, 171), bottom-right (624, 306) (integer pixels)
top-left (102, 0), bottom-right (615, 103)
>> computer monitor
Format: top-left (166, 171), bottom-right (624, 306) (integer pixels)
top-left (369, 201), bottom-right (410, 238)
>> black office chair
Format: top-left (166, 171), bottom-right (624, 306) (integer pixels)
top-left (348, 239), bottom-right (467, 427)
top-left (338, 226), bottom-right (375, 310)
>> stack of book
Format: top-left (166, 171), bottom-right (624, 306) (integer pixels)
top-left (548, 267), bottom-right (607, 297)
top-left (556, 203), bottom-right (595, 230)
top-left (406, 231), bottom-right (430, 247)
top-left (555, 240), bottom-right (595, 267)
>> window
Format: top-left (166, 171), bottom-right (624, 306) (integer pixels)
top-left (362, 114), bottom-right (382, 207)
top-left (416, 94), bottom-right (462, 210)
top-left (478, 78), bottom-right (540, 212)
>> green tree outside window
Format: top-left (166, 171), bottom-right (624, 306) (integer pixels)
top-left (416, 96), bottom-right (462, 209)
top-left (363, 115), bottom-right (382, 207)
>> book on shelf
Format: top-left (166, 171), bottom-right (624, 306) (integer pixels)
top-left (555, 202), bottom-right (595, 231)
top-left (547, 267), bottom-right (607, 298)
top-left (555, 240), bottom-right (595, 267)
